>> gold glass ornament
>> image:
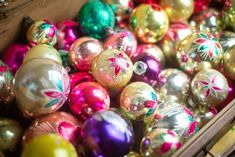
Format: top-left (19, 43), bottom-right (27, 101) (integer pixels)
top-left (14, 58), bottom-right (70, 117)
top-left (91, 49), bottom-right (133, 96)
top-left (129, 4), bottom-right (169, 43)
top-left (0, 60), bottom-right (14, 105)
top-left (124, 151), bottom-right (141, 157)
top-left (156, 68), bottom-right (190, 104)
top-left (191, 69), bottom-right (229, 106)
top-left (119, 82), bottom-right (158, 120)
top-left (23, 44), bottom-right (62, 64)
top-left (222, 6), bottom-right (235, 30)
top-left (0, 118), bottom-right (23, 151)
top-left (176, 32), bottom-right (223, 75)
top-left (160, 0), bottom-right (194, 22)
top-left (26, 19), bottom-right (57, 46)
top-left (224, 45), bottom-right (235, 80)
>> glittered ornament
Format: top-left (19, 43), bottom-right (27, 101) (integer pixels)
top-left (103, 0), bottom-right (134, 22)
top-left (222, 6), bottom-right (235, 30)
top-left (56, 20), bottom-right (79, 51)
top-left (135, 44), bottom-right (165, 67)
top-left (146, 102), bottom-right (198, 140)
top-left (190, 106), bottom-right (217, 129)
top-left (68, 82), bottom-right (110, 122)
top-left (156, 68), bottom-right (190, 104)
top-left (130, 4), bottom-right (169, 43)
top-left (159, 0), bottom-right (194, 22)
top-left (69, 72), bottom-right (94, 90)
top-left (140, 129), bottom-right (182, 157)
top-left (193, 0), bottom-right (211, 13)
top-left (69, 37), bottom-right (103, 71)
top-left (223, 45), bottom-right (235, 80)
top-left (191, 69), bottom-right (229, 106)
top-left (21, 134), bottom-right (78, 157)
top-left (27, 19), bottom-right (57, 46)
top-left (81, 109), bottom-right (134, 157)
top-left (0, 118), bottom-right (22, 151)
top-left (132, 53), bottom-right (161, 86)
top-left (1, 43), bottom-right (30, 75)
top-left (22, 111), bottom-right (82, 144)
top-left (14, 58), bottom-right (70, 117)
top-left (104, 30), bottom-right (137, 58)
top-left (0, 61), bottom-right (14, 105)
top-left (23, 44), bottom-right (62, 64)
top-left (78, 0), bottom-right (115, 39)
top-left (176, 32), bottom-right (223, 75)
top-left (189, 8), bottom-right (223, 38)
top-left (119, 82), bottom-right (158, 120)
top-left (159, 22), bottom-right (192, 65)
top-left (92, 49), bottom-right (133, 96)
top-left (219, 31), bottom-right (235, 53)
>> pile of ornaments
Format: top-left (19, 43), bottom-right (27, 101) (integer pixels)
top-left (0, 0), bottom-right (235, 156)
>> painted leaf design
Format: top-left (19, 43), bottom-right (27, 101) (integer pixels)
top-left (45, 98), bottom-right (60, 108)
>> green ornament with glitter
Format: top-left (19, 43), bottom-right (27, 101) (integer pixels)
top-left (77, 0), bottom-right (115, 39)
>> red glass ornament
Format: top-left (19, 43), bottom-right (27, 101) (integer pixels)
top-left (69, 72), bottom-right (94, 90)
top-left (193, 0), bottom-right (211, 13)
top-left (135, 0), bottom-right (159, 4)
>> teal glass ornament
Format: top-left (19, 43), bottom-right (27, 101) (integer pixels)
top-left (78, 0), bottom-right (115, 39)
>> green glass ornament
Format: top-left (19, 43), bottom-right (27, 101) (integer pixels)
top-left (78, 0), bottom-right (115, 39)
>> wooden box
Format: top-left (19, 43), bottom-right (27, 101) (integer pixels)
top-left (0, 0), bottom-right (234, 156)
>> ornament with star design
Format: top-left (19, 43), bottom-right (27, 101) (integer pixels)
top-left (0, 60), bottom-right (14, 105)
top-left (191, 69), bottom-right (229, 106)
top-left (119, 82), bottom-right (158, 121)
top-left (176, 32), bottom-right (223, 75)
top-left (92, 49), bottom-right (133, 97)
top-left (14, 58), bottom-right (70, 117)
top-left (22, 111), bottom-right (82, 145)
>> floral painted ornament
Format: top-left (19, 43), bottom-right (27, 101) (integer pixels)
top-left (140, 128), bottom-right (182, 157)
top-left (145, 102), bottom-right (198, 140)
top-left (191, 69), bottom-right (229, 106)
top-left (176, 32), bottom-right (223, 75)
top-left (14, 58), bottom-right (70, 117)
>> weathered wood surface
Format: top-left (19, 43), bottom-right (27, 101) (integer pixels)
top-left (0, 0), bottom-right (86, 52)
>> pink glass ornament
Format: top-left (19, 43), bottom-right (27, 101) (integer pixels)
top-left (1, 43), bottom-right (30, 75)
top-left (69, 72), bottom-right (95, 90)
top-left (56, 20), bottom-right (79, 51)
top-left (193, 0), bottom-right (211, 13)
top-left (68, 82), bottom-right (110, 122)
top-left (104, 30), bottom-right (137, 58)
top-left (135, 0), bottom-right (159, 4)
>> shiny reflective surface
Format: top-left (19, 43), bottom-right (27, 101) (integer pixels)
top-left (141, 129), bottom-right (182, 157)
top-left (120, 82), bottom-right (158, 120)
top-left (0, 61), bottom-right (14, 105)
top-left (176, 32), bottom-right (223, 75)
top-left (81, 110), bottom-right (134, 157)
top-left (69, 72), bottom-right (94, 90)
top-left (22, 111), bottom-right (82, 144)
top-left (27, 20), bottom-right (57, 46)
top-left (68, 82), bottom-right (110, 121)
top-left (191, 69), bottom-right (229, 106)
top-left (14, 58), bottom-right (70, 117)
top-left (0, 118), bottom-right (22, 151)
top-left (104, 30), bottom-right (137, 58)
top-left (21, 134), bottom-right (78, 157)
top-left (69, 37), bottom-right (103, 71)
top-left (130, 4), bottom-right (169, 43)
top-left (23, 44), bottom-right (62, 64)
top-left (156, 68), bottom-right (190, 104)
top-left (224, 45), bottom-right (235, 80)
top-left (222, 6), bottom-right (235, 30)
top-left (160, 0), bottom-right (194, 22)
top-left (219, 31), bottom-right (235, 53)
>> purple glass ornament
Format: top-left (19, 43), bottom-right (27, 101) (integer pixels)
top-left (132, 53), bottom-right (162, 86)
top-left (1, 43), bottom-right (30, 75)
top-left (56, 20), bottom-right (79, 51)
top-left (81, 109), bottom-right (134, 157)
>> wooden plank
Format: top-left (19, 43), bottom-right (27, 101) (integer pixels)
top-left (173, 100), bottom-right (235, 157)
top-left (0, 0), bottom-right (86, 53)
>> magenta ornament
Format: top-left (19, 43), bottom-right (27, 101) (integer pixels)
top-left (1, 43), bottom-right (30, 75)
top-left (68, 82), bottom-right (110, 122)
top-left (56, 20), bottom-right (79, 51)
top-left (69, 72), bottom-right (95, 90)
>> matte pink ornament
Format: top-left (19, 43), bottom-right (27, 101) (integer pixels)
top-left (1, 43), bottom-right (30, 75)
top-left (68, 82), bottom-right (110, 122)
top-left (69, 72), bottom-right (95, 90)
top-left (56, 20), bottom-right (79, 51)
